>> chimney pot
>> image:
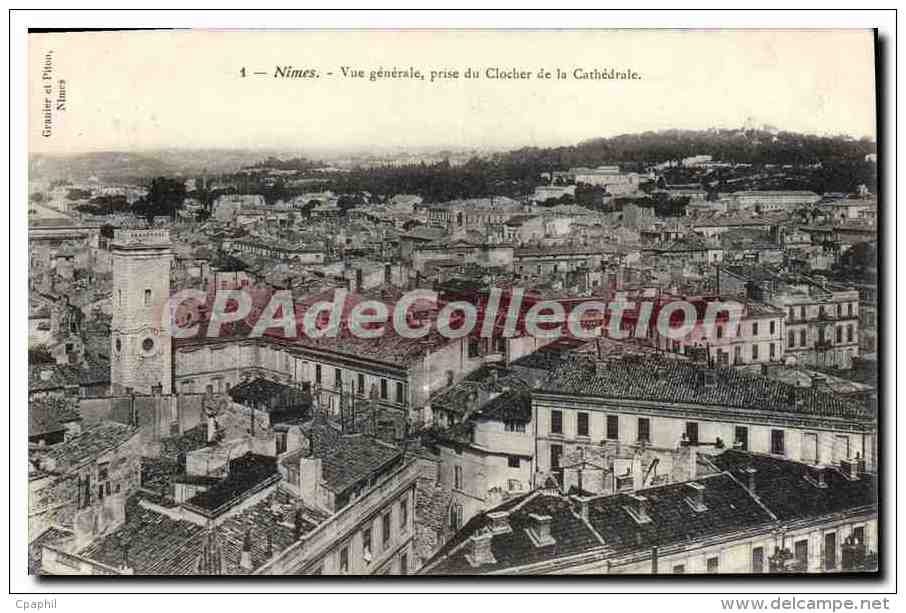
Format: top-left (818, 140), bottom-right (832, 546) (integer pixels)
top-left (486, 511), bottom-right (511, 535)
top-left (685, 481), bottom-right (707, 512)
top-left (805, 465), bottom-right (829, 489)
top-left (625, 494), bottom-right (652, 524)
top-left (465, 529), bottom-right (497, 567)
top-left (527, 513), bottom-right (556, 546)
top-left (840, 458), bottom-right (861, 481)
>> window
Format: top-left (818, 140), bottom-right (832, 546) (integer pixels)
top-left (716, 326), bottom-right (723, 339)
top-left (331, 543), bottom-right (349, 574)
top-left (399, 552), bottom-right (408, 576)
top-left (771, 429), bottom-right (785, 455)
top-left (800, 329), bottom-right (807, 346)
top-left (848, 303), bottom-right (854, 317)
top-left (802, 432), bottom-right (818, 464)
top-left (508, 456), bottom-right (520, 468)
top-left (117, 290), bottom-right (123, 307)
top-left (142, 337), bottom-right (154, 352)
top-left (794, 540), bottom-right (808, 569)
top-left (824, 532), bottom-right (837, 570)
top-left (752, 322), bottom-right (759, 336)
top-left (637, 418), bottom-right (651, 443)
top-left (847, 325), bottom-right (854, 343)
top-left (673, 564), bottom-right (685, 574)
top-left (550, 410), bottom-right (563, 435)
top-left (734, 426), bottom-right (749, 451)
top-left (834, 435), bottom-right (851, 463)
top-left (577, 412), bottom-right (589, 437)
top-left (685, 422), bottom-right (699, 445)
top-left (454, 465), bottom-right (463, 490)
top-left (362, 527), bottom-right (373, 561)
top-left (606, 415), bottom-right (619, 440)
top-left (734, 346), bottom-right (742, 364)
top-left (706, 557), bottom-right (719, 573)
top-left (752, 547), bottom-right (764, 573)
top-left (789, 331), bottom-right (795, 348)
top-left (380, 379), bottom-right (388, 400)
top-left (853, 526), bottom-right (865, 544)
top-left (357, 373), bottom-right (365, 394)
top-left (770, 343), bottom-right (776, 359)
top-left (382, 513), bottom-right (391, 549)
top-left (315, 364), bottom-right (322, 384)
top-left (752, 344), bottom-right (759, 360)
top-left (550, 444), bottom-right (562, 470)
top-left (335, 368), bottom-right (342, 385)
top-left (449, 504), bottom-right (463, 531)
top-left (770, 321), bottom-right (776, 335)
top-left (836, 327), bottom-right (843, 344)
top-left (800, 306), bottom-right (806, 320)
top-left (396, 382), bottom-right (404, 404)
top-left (400, 499), bottom-right (408, 532)
top-left (144, 289), bottom-right (152, 306)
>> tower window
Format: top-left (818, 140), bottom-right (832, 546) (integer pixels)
top-left (115, 338), bottom-right (122, 353)
top-left (144, 289), bottom-right (152, 306)
top-left (142, 338), bottom-right (154, 352)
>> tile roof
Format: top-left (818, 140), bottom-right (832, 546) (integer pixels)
top-left (43, 421), bottom-right (137, 471)
top-left (476, 390), bottom-right (533, 424)
top-left (423, 450), bottom-right (877, 575)
top-left (711, 450), bottom-right (878, 522)
top-left (29, 396), bottom-right (81, 438)
top-left (78, 491), bottom-right (316, 575)
top-left (285, 423), bottom-right (403, 495)
top-left (539, 355), bottom-right (872, 422)
top-left (29, 364), bottom-right (80, 392)
top-left (184, 454), bottom-right (279, 515)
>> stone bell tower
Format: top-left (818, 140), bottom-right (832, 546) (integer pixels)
top-left (110, 229), bottom-right (173, 395)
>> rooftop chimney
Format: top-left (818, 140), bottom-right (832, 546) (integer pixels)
top-left (624, 494), bottom-right (652, 525)
top-left (805, 465), bottom-right (829, 489)
top-left (526, 513), bottom-right (556, 547)
top-left (465, 529), bottom-right (497, 567)
top-left (684, 482), bottom-right (708, 513)
top-left (486, 511), bottom-right (511, 535)
top-left (840, 457), bottom-right (861, 481)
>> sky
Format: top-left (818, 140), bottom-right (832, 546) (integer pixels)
top-left (29, 29), bottom-right (877, 156)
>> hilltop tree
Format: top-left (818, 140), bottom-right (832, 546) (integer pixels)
top-left (134, 177), bottom-right (187, 224)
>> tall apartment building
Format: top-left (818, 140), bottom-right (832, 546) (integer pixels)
top-left (719, 268), bottom-right (861, 370)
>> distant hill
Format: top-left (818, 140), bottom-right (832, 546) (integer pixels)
top-left (28, 148), bottom-right (298, 183)
top-left (496, 128), bottom-right (877, 170)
